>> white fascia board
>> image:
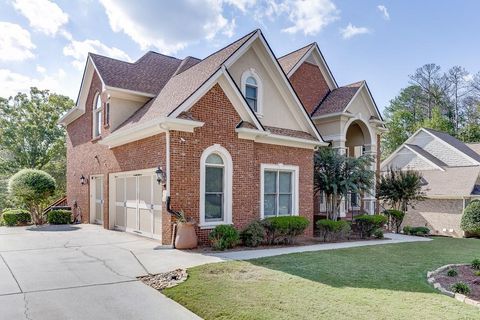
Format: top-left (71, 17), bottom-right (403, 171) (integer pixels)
top-left (100, 117), bottom-right (204, 148)
top-left (312, 112), bottom-right (355, 120)
top-left (404, 144), bottom-right (445, 171)
top-left (58, 107), bottom-right (83, 126)
top-left (104, 86), bottom-right (156, 99)
top-left (235, 127), bottom-right (327, 149)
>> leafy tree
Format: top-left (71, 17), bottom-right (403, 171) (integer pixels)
top-left (420, 107), bottom-right (454, 134)
top-left (0, 88), bottom-right (73, 199)
top-left (314, 148), bottom-right (375, 220)
top-left (8, 169), bottom-right (56, 224)
top-left (458, 123), bottom-right (480, 143)
top-left (377, 169), bottom-right (425, 212)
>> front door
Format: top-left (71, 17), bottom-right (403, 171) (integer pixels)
top-left (112, 171), bottom-right (162, 239)
top-left (90, 175), bottom-right (104, 224)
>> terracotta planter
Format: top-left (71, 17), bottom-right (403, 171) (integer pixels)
top-left (175, 222), bottom-right (198, 249)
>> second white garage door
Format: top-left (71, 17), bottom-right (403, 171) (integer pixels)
top-left (111, 169), bottom-right (162, 240)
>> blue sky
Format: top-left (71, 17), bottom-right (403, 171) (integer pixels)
top-left (0, 0), bottom-right (479, 113)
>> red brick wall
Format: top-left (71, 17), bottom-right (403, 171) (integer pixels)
top-left (289, 62), bottom-right (330, 115)
top-left (169, 84), bottom-right (314, 244)
top-left (67, 75), bottom-right (314, 246)
top-left (66, 71), bottom-right (171, 243)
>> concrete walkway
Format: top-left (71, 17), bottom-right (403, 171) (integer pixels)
top-left (209, 232), bottom-right (431, 260)
top-left (0, 224), bottom-right (430, 320)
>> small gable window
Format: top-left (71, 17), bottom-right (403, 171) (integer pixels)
top-left (241, 70), bottom-right (262, 115)
top-left (245, 76), bottom-right (258, 112)
top-left (93, 93), bottom-right (102, 138)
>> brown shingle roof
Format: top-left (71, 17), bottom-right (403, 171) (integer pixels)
top-left (420, 166), bottom-right (480, 197)
top-left (311, 81), bottom-right (363, 117)
top-left (90, 52), bottom-right (181, 95)
top-left (172, 56), bottom-right (201, 76)
top-left (278, 43), bottom-right (314, 75)
top-left (116, 30), bottom-right (258, 132)
top-left (406, 144), bottom-right (447, 168)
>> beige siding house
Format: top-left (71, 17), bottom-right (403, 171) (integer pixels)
top-left (381, 128), bottom-right (480, 237)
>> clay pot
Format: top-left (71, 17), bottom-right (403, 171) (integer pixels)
top-left (175, 222), bottom-right (198, 249)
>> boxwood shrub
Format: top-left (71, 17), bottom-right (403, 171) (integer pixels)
top-left (261, 216), bottom-right (309, 244)
top-left (316, 219), bottom-right (351, 242)
top-left (240, 220), bottom-right (265, 247)
top-left (461, 200), bottom-right (480, 237)
top-left (47, 209), bottom-right (72, 225)
top-left (403, 225), bottom-right (430, 236)
top-left (2, 209), bottom-right (31, 226)
top-left (354, 214), bottom-right (387, 239)
top-left (209, 225), bottom-right (239, 251)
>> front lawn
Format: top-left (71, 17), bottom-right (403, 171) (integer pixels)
top-left (164, 237), bottom-right (480, 319)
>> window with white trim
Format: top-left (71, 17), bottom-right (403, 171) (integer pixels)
top-left (241, 69), bottom-right (262, 115)
top-left (200, 145), bottom-right (233, 227)
top-left (262, 165), bottom-right (298, 217)
top-left (204, 153), bottom-right (224, 222)
top-left (93, 93), bottom-right (102, 138)
top-left (245, 76), bottom-right (258, 112)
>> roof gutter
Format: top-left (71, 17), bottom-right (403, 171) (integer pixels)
top-left (100, 117), bottom-right (204, 148)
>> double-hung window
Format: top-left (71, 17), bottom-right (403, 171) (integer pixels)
top-left (262, 166), bottom-right (297, 217)
top-left (204, 154), bottom-right (224, 222)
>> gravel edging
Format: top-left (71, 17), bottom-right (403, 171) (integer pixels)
top-left (138, 269), bottom-right (188, 291)
top-left (427, 264), bottom-right (480, 308)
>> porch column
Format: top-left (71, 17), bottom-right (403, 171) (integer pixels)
top-left (331, 140), bottom-right (347, 217)
top-left (363, 144), bottom-right (377, 215)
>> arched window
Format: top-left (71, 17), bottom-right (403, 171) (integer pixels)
top-left (241, 70), bottom-right (262, 115)
top-left (200, 145), bottom-right (232, 226)
top-left (93, 93), bottom-right (103, 138)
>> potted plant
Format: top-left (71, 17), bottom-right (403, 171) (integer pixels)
top-left (174, 210), bottom-right (198, 249)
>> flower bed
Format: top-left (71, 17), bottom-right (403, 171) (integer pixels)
top-left (427, 264), bottom-right (480, 308)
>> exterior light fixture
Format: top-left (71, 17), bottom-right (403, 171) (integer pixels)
top-left (155, 166), bottom-right (165, 185)
top-left (80, 175), bottom-right (87, 185)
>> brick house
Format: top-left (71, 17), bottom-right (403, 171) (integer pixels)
top-left (381, 128), bottom-right (480, 237)
top-left (60, 29), bottom-right (385, 244)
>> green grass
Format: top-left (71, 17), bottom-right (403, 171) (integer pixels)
top-left (164, 237), bottom-right (480, 320)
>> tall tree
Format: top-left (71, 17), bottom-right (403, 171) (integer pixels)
top-left (0, 88), bottom-right (73, 198)
top-left (446, 66), bottom-right (469, 132)
top-left (409, 64), bottom-right (447, 119)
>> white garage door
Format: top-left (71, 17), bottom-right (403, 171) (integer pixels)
top-left (112, 170), bottom-right (162, 240)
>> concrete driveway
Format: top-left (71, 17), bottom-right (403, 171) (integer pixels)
top-left (0, 224), bottom-right (223, 320)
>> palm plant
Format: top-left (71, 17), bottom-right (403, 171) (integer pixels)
top-left (314, 148), bottom-right (375, 220)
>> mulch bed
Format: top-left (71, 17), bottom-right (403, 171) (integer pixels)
top-left (138, 269), bottom-right (188, 290)
top-left (433, 265), bottom-right (480, 301)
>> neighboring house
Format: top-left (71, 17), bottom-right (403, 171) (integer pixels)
top-left (60, 29), bottom-right (384, 244)
top-left (381, 128), bottom-right (480, 237)
top-left (278, 43), bottom-right (386, 217)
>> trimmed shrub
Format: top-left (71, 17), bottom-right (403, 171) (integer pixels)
top-left (354, 214), bottom-right (387, 239)
top-left (471, 258), bottom-right (480, 270)
top-left (8, 169), bottom-right (56, 225)
top-left (262, 216), bottom-right (309, 245)
top-left (316, 219), bottom-right (351, 242)
top-left (2, 209), bottom-right (31, 226)
top-left (475, 271), bottom-right (480, 277)
top-left (47, 209), bottom-right (71, 225)
top-left (461, 201), bottom-right (480, 237)
top-left (447, 269), bottom-right (458, 277)
top-left (384, 209), bottom-right (405, 233)
top-left (208, 225), bottom-right (239, 251)
top-left (451, 282), bottom-right (470, 295)
top-left (240, 221), bottom-right (265, 247)
top-left (373, 228), bottom-right (384, 239)
top-left (403, 226), bottom-right (430, 236)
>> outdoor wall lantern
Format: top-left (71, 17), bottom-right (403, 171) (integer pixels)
top-left (80, 175), bottom-right (87, 185)
top-left (155, 166), bottom-right (165, 185)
